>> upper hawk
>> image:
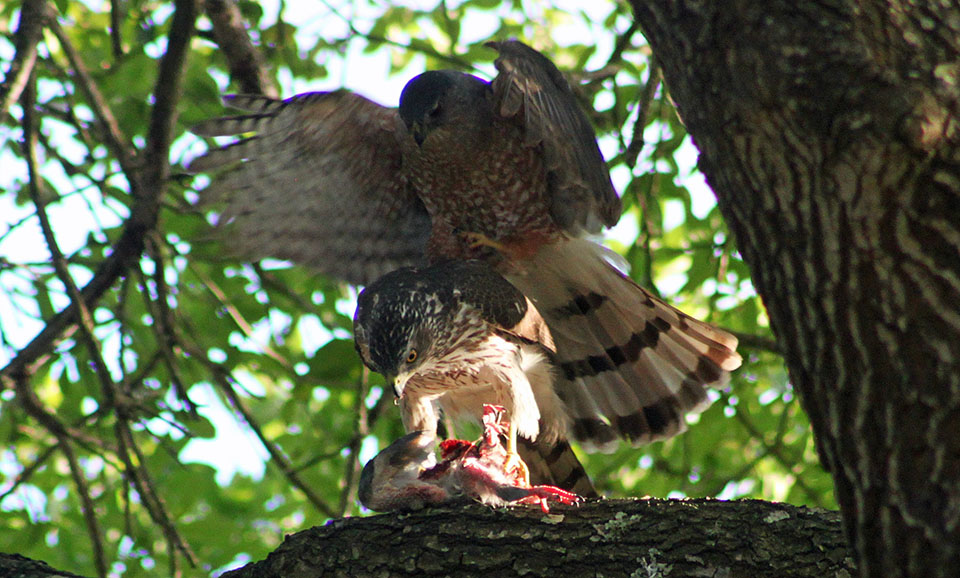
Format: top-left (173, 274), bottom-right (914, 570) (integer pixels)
top-left (189, 40), bottom-right (742, 490)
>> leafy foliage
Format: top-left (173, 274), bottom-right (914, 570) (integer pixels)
top-left (0, 1), bottom-right (832, 576)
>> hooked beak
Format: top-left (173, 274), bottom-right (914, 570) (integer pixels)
top-left (408, 120), bottom-right (427, 147)
top-left (390, 373), bottom-right (410, 400)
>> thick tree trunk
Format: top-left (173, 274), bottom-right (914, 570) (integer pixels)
top-left (629, 2), bottom-right (960, 577)
top-left (2, 500), bottom-right (853, 577)
top-left (217, 499), bottom-right (851, 577)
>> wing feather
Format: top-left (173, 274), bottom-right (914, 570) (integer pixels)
top-left (487, 40), bottom-right (621, 235)
top-left (188, 92), bottom-right (431, 286)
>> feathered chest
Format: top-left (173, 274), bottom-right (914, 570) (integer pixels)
top-left (404, 124), bottom-right (559, 245)
top-left (405, 328), bottom-right (522, 397)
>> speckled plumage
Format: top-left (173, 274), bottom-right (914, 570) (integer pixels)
top-left (191, 40), bottom-right (742, 492)
top-left (397, 70), bottom-right (562, 261)
top-left (354, 261), bottom-right (593, 494)
top-left (354, 261), bottom-right (555, 439)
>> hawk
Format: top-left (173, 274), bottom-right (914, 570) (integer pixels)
top-left (354, 259), bottom-right (592, 492)
top-left (189, 40), bottom-right (742, 491)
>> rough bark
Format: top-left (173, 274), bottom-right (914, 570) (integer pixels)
top-left (0, 500), bottom-right (854, 577)
top-left (210, 499), bottom-right (850, 578)
top-left (0, 553), bottom-right (88, 578)
top-left (4, 501), bottom-right (850, 577)
top-left (629, 2), bottom-right (960, 577)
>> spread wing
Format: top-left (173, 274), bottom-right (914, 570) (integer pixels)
top-left (487, 40), bottom-right (621, 235)
top-left (188, 92), bottom-right (432, 286)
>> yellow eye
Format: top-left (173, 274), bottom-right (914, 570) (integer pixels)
top-left (405, 349), bottom-right (418, 363)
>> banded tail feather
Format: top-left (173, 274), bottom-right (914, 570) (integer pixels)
top-left (505, 237), bottom-right (742, 452)
top-left (518, 436), bottom-right (597, 498)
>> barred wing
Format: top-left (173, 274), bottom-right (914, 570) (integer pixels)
top-left (188, 91), bottom-right (431, 286)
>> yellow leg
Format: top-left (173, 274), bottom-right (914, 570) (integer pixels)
top-left (460, 231), bottom-right (507, 252)
top-left (504, 421), bottom-right (531, 487)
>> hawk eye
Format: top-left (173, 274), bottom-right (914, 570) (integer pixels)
top-left (405, 349), bottom-right (418, 363)
top-left (428, 102), bottom-right (441, 118)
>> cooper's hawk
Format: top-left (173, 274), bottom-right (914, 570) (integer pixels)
top-left (354, 259), bottom-right (592, 491)
top-left (189, 40), bottom-right (741, 489)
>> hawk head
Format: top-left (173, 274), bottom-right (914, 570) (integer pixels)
top-left (353, 260), bottom-right (530, 398)
top-left (354, 268), bottom-right (448, 397)
top-left (398, 70), bottom-right (490, 146)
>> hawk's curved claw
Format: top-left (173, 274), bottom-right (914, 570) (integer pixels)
top-left (504, 451), bottom-right (531, 488)
top-left (460, 231), bottom-right (506, 253)
top-left (481, 404), bottom-right (508, 443)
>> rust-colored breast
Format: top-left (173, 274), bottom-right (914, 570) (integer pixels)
top-left (407, 122), bottom-right (563, 261)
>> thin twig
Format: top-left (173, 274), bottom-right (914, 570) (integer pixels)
top-left (109, 0), bottom-right (124, 58)
top-left (338, 368), bottom-right (371, 516)
top-left (57, 432), bottom-right (109, 578)
top-left (114, 419), bottom-right (199, 571)
top-left (252, 264), bottom-right (325, 315)
top-left (13, 374), bottom-right (108, 578)
top-left (178, 331), bottom-right (336, 517)
top-left (0, 444), bottom-right (57, 503)
top-left (204, 0), bottom-right (278, 97)
top-left (190, 263), bottom-right (295, 370)
top-left (35, 59), bottom-right (98, 149)
top-left (202, 358), bottom-right (337, 519)
top-left (176, 320), bottom-right (337, 518)
top-left (631, 171), bottom-right (659, 292)
top-left (318, 0), bottom-right (473, 70)
top-left (608, 19), bottom-right (640, 66)
top-left (625, 60), bottom-right (661, 169)
top-left (47, 16), bottom-right (136, 173)
top-left (0, 0), bottom-right (50, 116)
top-left (143, 237), bottom-right (195, 414)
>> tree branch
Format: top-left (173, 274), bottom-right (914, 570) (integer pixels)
top-left (222, 499), bottom-right (855, 577)
top-left (13, 372), bottom-right (108, 578)
top-left (204, 0), bottom-right (278, 97)
top-left (47, 16), bottom-right (136, 174)
top-left (175, 332), bottom-right (338, 519)
top-left (624, 59), bottom-right (661, 169)
top-left (0, 0), bottom-right (50, 117)
top-left (728, 330), bottom-right (779, 354)
top-left (0, 0), bottom-right (198, 391)
top-left (337, 370), bottom-right (370, 517)
top-left (114, 417), bottom-right (200, 570)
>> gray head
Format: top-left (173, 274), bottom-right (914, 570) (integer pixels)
top-left (398, 70), bottom-right (490, 146)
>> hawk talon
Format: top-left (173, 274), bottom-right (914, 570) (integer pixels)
top-left (502, 412), bottom-right (531, 488)
top-left (360, 404), bottom-right (584, 513)
top-left (460, 231), bottom-right (506, 253)
top-left (504, 451), bottom-right (531, 488)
